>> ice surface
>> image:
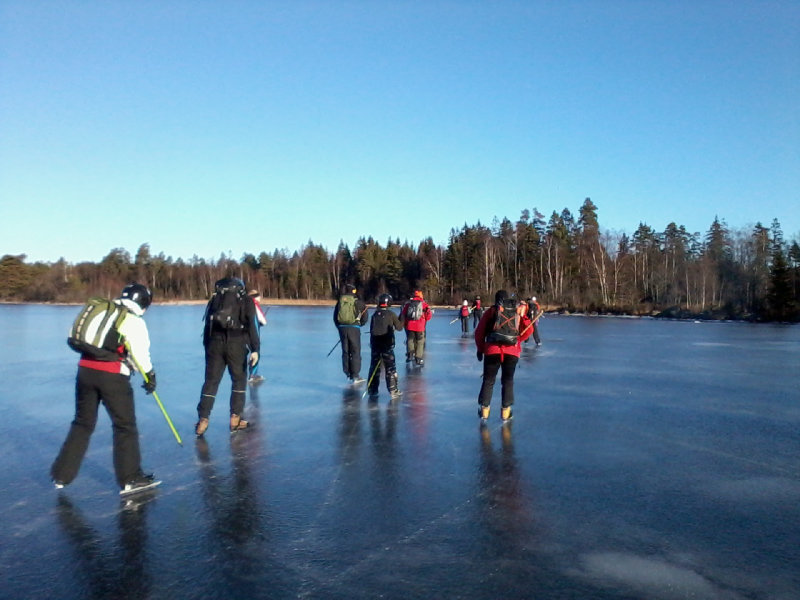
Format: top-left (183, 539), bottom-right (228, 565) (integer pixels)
top-left (0, 304), bottom-right (798, 599)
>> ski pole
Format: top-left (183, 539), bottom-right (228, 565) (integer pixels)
top-left (449, 318), bottom-right (458, 325)
top-left (330, 306), bottom-right (368, 354)
top-left (125, 344), bottom-right (183, 446)
top-left (326, 339), bottom-right (341, 357)
top-left (361, 358), bottom-right (382, 399)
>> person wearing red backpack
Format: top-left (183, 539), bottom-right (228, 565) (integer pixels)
top-left (471, 295), bottom-right (483, 329)
top-left (458, 300), bottom-right (471, 336)
top-left (401, 290), bottom-right (433, 366)
top-left (474, 290), bottom-right (532, 423)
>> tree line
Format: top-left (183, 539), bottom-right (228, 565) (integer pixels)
top-left (2, 199), bottom-right (798, 321)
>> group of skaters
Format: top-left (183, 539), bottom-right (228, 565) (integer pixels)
top-left (333, 284), bottom-right (544, 424)
top-left (51, 278), bottom-right (267, 496)
top-left (50, 278), bottom-right (543, 496)
top-left (334, 286), bottom-right (434, 398)
top-left (456, 295), bottom-right (542, 346)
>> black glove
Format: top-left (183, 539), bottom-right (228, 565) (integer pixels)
top-left (142, 370), bottom-right (156, 394)
top-left (476, 351), bottom-right (483, 362)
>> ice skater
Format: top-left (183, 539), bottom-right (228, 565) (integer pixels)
top-left (474, 290), bottom-right (533, 423)
top-left (51, 283), bottom-right (160, 495)
top-left (400, 290), bottom-right (432, 366)
top-left (196, 277), bottom-right (260, 436)
top-left (367, 294), bottom-right (404, 399)
top-left (458, 300), bottom-right (471, 336)
top-left (526, 296), bottom-right (542, 346)
top-left (333, 284), bottom-right (369, 384)
top-left (248, 290), bottom-right (268, 383)
top-left (471, 295), bottom-right (484, 329)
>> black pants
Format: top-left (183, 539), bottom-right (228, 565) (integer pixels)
top-left (478, 354), bottom-right (519, 409)
top-left (405, 330), bottom-right (425, 360)
top-left (338, 326), bottom-right (362, 378)
top-left (368, 344), bottom-right (398, 393)
top-left (472, 309), bottom-right (483, 328)
top-left (51, 366), bottom-right (142, 488)
top-left (198, 335), bottom-right (249, 419)
top-left (460, 316), bottom-right (469, 333)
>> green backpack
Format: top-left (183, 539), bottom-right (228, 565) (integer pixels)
top-left (336, 295), bottom-right (358, 325)
top-left (67, 297), bottom-right (129, 360)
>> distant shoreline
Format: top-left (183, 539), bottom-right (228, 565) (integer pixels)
top-left (0, 298), bottom-right (539, 311)
top-left (0, 298), bottom-right (337, 307)
top-left (4, 300), bottom-right (788, 323)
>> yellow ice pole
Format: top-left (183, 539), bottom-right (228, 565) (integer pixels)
top-left (125, 343), bottom-right (183, 446)
top-left (361, 358), bottom-right (383, 399)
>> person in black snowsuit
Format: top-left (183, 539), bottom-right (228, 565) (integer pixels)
top-left (196, 277), bottom-right (260, 435)
top-left (367, 294), bottom-right (404, 398)
top-left (333, 284), bottom-right (369, 383)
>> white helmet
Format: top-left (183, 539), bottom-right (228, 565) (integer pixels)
top-left (463, 300), bottom-right (468, 305)
top-left (532, 296), bottom-right (537, 302)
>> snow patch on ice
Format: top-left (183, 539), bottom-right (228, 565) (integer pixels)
top-left (578, 552), bottom-right (744, 600)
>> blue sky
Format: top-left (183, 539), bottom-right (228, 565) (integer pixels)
top-left (1, 1), bottom-right (798, 264)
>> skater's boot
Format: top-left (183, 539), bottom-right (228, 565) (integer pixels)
top-left (120, 472), bottom-right (159, 495)
top-left (388, 372), bottom-right (402, 398)
top-left (501, 406), bottom-right (513, 422)
top-left (230, 414), bottom-right (249, 432)
top-left (195, 417), bottom-right (209, 437)
top-left (479, 405), bottom-right (490, 421)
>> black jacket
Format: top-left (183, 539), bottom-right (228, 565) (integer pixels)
top-left (370, 308), bottom-right (403, 350)
top-left (204, 294), bottom-right (260, 352)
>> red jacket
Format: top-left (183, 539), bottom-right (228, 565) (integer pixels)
top-left (474, 305), bottom-right (532, 359)
top-left (402, 300), bottom-right (432, 332)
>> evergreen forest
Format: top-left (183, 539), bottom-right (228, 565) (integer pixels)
top-left (2, 199), bottom-right (799, 322)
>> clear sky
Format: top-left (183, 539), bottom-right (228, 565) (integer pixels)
top-left (1, 0), bottom-right (798, 264)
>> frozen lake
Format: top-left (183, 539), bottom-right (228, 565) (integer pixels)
top-left (1, 304), bottom-right (798, 599)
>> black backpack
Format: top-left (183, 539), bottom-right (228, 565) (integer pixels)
top-left (486, 298), bottom-right (520, 345)
top-left (206, 278), bottom-right (247, 332)
top-left (370, 308), bottom-right (396, 347)
top-left (67, 297), bottom-right (129, 360)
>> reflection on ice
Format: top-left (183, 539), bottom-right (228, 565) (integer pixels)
top-left (578, 552), bottom-right (740, 600)
top-left (56, 494), bottom-right (152, 599)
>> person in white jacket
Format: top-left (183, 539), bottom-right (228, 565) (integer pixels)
top-left (248, 290), bottom-right (267, 383)
top-left (51, 283), bottom-right (159, 494)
